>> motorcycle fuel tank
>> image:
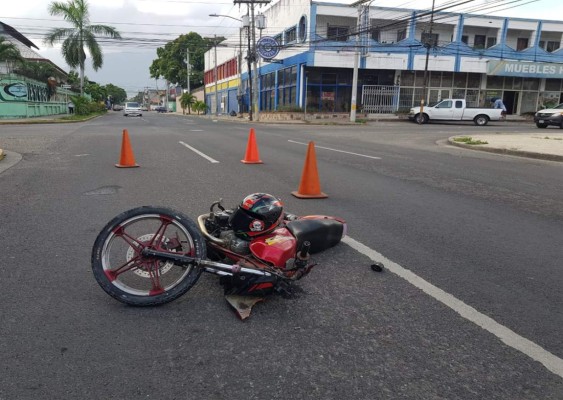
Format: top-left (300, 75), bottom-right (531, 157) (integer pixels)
top-left (249, 227), bottom-right (297, 268)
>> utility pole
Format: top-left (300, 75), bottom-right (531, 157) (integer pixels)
top-left (244, 16), bottom-right (253, 121)
top-left (214, 34), bottom-right (219, 115)
top-left (419, 0), bottom-right (436, 123)
top-left (186, 51), bottom-right (190, 93)
top-left (349, 0), bottom-right (373, 122)
top-left (234, 0), bottom-right (271, 122)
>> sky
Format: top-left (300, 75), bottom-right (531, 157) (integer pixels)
top-left (2, 0), bottom-right (563, 98)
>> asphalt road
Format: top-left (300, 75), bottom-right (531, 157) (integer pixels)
top-left (1, 112), bottom-right (562, 399)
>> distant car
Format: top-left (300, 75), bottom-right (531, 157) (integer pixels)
top-left (141, 105), bottom-right (148, 111)
top-left (534, 103), bottom-right (563, 128)
top-left (123, 102), bottom-right (142, 117)
top-left (155, 106), bottom-right (167, 113)
top-left (112, 104), bottom-right (123, 111)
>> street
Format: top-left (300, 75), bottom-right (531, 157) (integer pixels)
top-left (1, 112), bottom-right (562, 399)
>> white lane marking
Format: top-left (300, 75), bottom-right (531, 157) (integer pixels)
top-left (179, 141), bottom-right (219, 163)
top-left (343, 236), bottom-right (563, 378)
top-left (190, 129), bottom-right (204, 132)
top-left (288, 140), bottom-right (382, 159)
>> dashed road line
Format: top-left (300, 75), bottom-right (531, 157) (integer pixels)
top-left (343, 235), bottom-right (563, 378)
top-left (288, 140), bottom-right (382, 159)
top-left (179, 141), bottom-right (219, 163)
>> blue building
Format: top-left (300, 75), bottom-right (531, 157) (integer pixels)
top-left (204, 1), bottom-right (563, 117)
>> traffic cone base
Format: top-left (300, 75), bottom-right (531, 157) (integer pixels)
top-left (291, 191), bottom-right (328, 199)
top-left (241, 128), bottom-right (263, 164)
top-left (115, 129), bottom-right (139, 168)
top-left (291, 141), bottom-right (328, 199)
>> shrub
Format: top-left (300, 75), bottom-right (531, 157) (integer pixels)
top-left (275, 105), bottom-right (303, 113)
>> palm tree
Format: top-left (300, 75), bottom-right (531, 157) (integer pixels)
top-left (44, 0), bottom-right (121, 95)
top-left (0, 36), bottom-right (24, 73)
top-left (179, 92), bottom-right (195, 115)
top-left (193, 100), bottom-right (208, 115)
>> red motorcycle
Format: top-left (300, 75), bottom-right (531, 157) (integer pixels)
top-left (91, 193), bottom-right (347, 319)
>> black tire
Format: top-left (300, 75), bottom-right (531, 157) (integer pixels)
top-left (536, 122), bottom-right (548, 128)
top-left (415, 113), bottom-right (428, 124)
top-left (474, 115), bottom-right (489, 126)
top-left (91, 206), bottom-right (206, 306)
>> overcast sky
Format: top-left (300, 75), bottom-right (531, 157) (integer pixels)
top-left (2, 0), bottom-right (562, 98)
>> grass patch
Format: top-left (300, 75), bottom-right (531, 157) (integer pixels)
top-left (60, 112), bottom-right (104, 122)
top-left (453, 136), bottom-right (488, 145)
top-left (543, 136), bottom-right (563, 140)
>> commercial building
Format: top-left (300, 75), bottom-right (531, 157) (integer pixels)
top-left (204, 0), bottom-right (563, 117)
top-left (0, 21), bottom-right (71, 119)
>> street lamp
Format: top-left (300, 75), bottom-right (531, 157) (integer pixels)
top-left (209, 13), bottom-right (250, 119)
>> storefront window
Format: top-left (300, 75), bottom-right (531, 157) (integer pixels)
top-left (487, 76), bottom-right (504, 89)
top-left (401, 71), bottom-right (415, 86)
top-left (430, 72), bottom-right (441, 87)
top-left (510, 77), bottom-right (522, 90)
top-left (467, 73), bottom-right (480, 88)
top-left (441, 72), bottom-right (453, 87)
top-left (522, 78), bottom-right (539, 90)
top-left (454, 72), bottom-right (467, 88)
top-left (545, 79), bottom-right (562, 91)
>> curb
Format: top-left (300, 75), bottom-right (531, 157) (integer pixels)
top-left (447, 138), bottom-right (563, 162)
top-left (0, 114), bottom-right (102, 125)
top-left (0, 148), bottom-right (4, 161)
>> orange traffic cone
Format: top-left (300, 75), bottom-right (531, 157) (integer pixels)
top-left (241, 128), bottom-right (263, 164)
top-left (115, 129), bottom-right (139, 168)
top-left (291, 141), bottom-right (327, 199)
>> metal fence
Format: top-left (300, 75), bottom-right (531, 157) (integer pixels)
top-left (362, 85), bottom-right (484, 113)
top-left (361, 85), bottom-right (400, 114)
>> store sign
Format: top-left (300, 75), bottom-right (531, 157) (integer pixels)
top-left (488, 60), bottom-right (563, 79)
top-left (0, 80), bottom-right (28, 101)
top-left (256, 36), bottom-right (280, 60)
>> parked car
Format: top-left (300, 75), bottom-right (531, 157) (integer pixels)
top-left (534, 103), bottom-right (563, 128)
top-left (154, 106), bottom-right (167, 113)
top-left (409, 99), bottom-right (503, 126)
top-left (123, 102), bottom-right (142, 117)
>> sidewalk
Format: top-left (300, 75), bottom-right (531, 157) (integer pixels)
top-left (448, 132), bottom-right (563, 162)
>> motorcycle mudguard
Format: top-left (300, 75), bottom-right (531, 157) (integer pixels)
top-left (286, 217), bottom-right (345, 254)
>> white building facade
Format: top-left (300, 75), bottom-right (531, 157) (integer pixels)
top-left (204, 0), bottom-right (563, 116)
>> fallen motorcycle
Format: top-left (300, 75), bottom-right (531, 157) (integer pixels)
top-left (91, 193), bottom-right (347, 319)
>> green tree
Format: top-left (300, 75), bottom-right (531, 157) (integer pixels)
top-left (66, 70), bottom-right (80, 85)
top-left (149, 33), bottom-right (222, 89)
top-left (44, 0), bottom-right (121, 95)
top-left (192, 100), bottom-right (208, 115)
top-left (0, 36), bottom-right (24, 72)
top-left (179, 92), bottom-right (195, 114)
top-left (84, 82), bottom-right (106, 102)
top-left (15, 61), bottom-right (63, 81)
top-left (104, 83), bottom-right (127, 104)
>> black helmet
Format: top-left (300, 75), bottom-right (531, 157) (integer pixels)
top-left (230, 193), bottom-right (284, 238)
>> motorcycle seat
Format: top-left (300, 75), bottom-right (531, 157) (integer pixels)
top-left (286, 218), bottom-right (344, 254)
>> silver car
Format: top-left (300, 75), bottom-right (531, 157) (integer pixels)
top-left (123, 102), bottom-right (142, 117)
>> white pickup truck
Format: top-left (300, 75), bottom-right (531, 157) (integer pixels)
top-left (408, 99), bottom-right (503, 126)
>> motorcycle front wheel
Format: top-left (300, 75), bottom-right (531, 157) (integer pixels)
top-left (91, 206), bottom-right (206, 306)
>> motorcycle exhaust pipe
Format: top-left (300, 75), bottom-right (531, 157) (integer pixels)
top-left (197, 214), bottom-right (226, 246)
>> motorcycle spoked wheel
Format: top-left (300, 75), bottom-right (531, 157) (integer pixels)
top-left (91, 206), bottom-right (206, 306)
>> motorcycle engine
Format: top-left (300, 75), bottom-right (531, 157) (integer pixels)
top-left (219, 230), bottom-right (250, 255)
top-left (205, 209), bottom-right (250, 255)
